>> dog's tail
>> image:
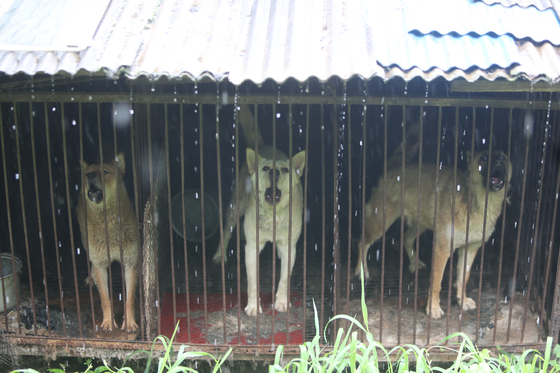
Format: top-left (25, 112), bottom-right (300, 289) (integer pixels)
top-left (385, 123), bottom-right (421, 170)
top-left (238, 105), bottom-right (267, 150)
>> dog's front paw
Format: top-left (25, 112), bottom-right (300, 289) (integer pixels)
top-left (212, 248), bottom-right (226, 264)
top-left (274, 299), bottom-right (290, 313)
top-left (408, 259), bottom-right (427, 273)
top-left (244, 302), bottom-right (262, 316)
top-left (100, 318), bottom-right (118, 332)
top-left (122, 319), bottom-right (139, 333)
top-left (427, 303), bottom-right (444, 319)
top-left (458, 297), bottom-right (477, 311)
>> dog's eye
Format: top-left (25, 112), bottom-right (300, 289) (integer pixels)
top-left (480, 154), bottom-right (488, 162)
top-left (262, 166), bottom-right (270, 172)
top-left (103, 170), bottom-right (109, 175)
top-left (282, 168), bottom-right (289, 173)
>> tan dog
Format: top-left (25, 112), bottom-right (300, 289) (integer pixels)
top-left (77, 153), bottom-right (138, 332)
top-left (356, 143), bottom-right (511, 319)
top-left (213, 106), bottom-right (306, 316)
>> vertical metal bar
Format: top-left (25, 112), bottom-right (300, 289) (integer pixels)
top-left (493, 108), bottom-right (513, 343)
top-left (44, 102), bottom-right (65, 337)
top-left (253, 104), bottom-right (261, 346)
top-left (110, 103), bottom-right (127, 334)
top-left (164, 104), bottom-right (178, 334)
top-left (445, 107), bottom-right (460, 337)
top-left (459, 108), bottom-right (477, 333)
top-left (320, 104), bottom-right (326, 333)
top-left (397, 105), bottom-right (407, 344)
top-left (0, 106), bottom-right (8, 331)
top-left (507, 111), bottom-right (531, 343)
top-left (179, 103), bottom-right (192, 342)
top-left (198, 103), bottom-right (209, 341)
top-left (78, 102), bottom-right (97, 333)
top-left (271, 103), bottom-right (277, 344)
top-left (29, 102), bottom-right (52, 336)
top-left (413, 106), bottom-right (424, 344)
top-left (286, 103), bottom-right (293, 342)
top-left (129, 102), bottom-right (145, 340)
top-left (61, 103), bottom-right (83, 337)
top-left (539, 108), bottom-right (559, 341)
top-left (302, 104), bottom-right (310, 339)
top-left (427, 106), bottom-right (443, 344)
top-left (214, 98), bottom-right (227, 344)
top-left (475, 108), bottom-right (495, 344)
top-left (234, 101), bottom-right (241, 344)
top-left (379, 104), bottom-right (386, 343)
top-left (97, 102), bottom-right (116, 339)
top-left (14, 104), bottom-right (36, 335)
top-left (346, 104), bottom-right (352, 318)
top-left (147, 104), bottom-right (162, 337)
top-left (0, 103), bottom-right (20, 334)
top-left (332, 104), bottom-right (340, 330)
top-left (522, 107), bottom-right (551, 342)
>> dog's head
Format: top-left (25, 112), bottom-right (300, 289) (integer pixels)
top-left (470, 150), bottom-right (511, 192)
top-left (81, 153), bottom-right (126, 204)
top-left (246, 149), bottom-right (306, 206)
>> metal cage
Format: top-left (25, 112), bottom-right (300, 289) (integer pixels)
top-left (0, 76), bottom-right (558, 360)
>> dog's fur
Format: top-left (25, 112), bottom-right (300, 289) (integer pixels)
top-left (355, 137), bottom-right (511, 319)
top-left (212, 106), bottom-right (306, 316)
top-left (77, 153), bottom-right (138, 332)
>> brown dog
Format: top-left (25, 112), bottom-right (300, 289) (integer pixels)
top-left (77, 153), bottom-right (138, 332)
top-left (356, 143), bottom-right (511, 319)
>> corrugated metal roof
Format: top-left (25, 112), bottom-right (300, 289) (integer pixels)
top-left (0, 0), bottom-right (558, 85)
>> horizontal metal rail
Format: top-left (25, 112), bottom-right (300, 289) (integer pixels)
top-left (0, 92), bottom-right (557, 110)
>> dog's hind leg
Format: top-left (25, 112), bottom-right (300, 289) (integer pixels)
top-left (244, 240), bottom-right (265, 316)
top-left (403, 222), bottom-right (427, 273)
top-left (274, 242), bottom-right (296, 312)
top-left (91, 263), bottom-right (118, 332)
top-left (122, 262), bottom-right (138, 332)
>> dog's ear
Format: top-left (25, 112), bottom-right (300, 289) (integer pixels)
top-left (81, 160), bottom-right (89, 175)
top-left (115, 152), bottom-right (126, 175)
top-left (291, 150), bottom-right (306, 179)
top-left (246, 148), bottom-right (261, 174)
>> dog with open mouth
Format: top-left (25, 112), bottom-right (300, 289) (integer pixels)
top-left (355, 144), bottom-right (511, 319)
top-left (213, 105), bottom-right (306, 316)
top-left (77, 153), bottom-right (138, 332)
